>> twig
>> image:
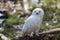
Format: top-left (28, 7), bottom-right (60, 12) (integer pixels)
top-left (40, 28), bottom-right (60, 35)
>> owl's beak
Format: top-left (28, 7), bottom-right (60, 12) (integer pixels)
top-left (36, 13), bottom-right (39, 15)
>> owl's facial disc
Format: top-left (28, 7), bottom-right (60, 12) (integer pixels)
top-left (32, 8), bottom-right (44, 17)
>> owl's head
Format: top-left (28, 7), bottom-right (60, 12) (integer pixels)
top-left (32, 8), bottom-right (44, 17)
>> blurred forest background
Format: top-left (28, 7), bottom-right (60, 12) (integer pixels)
top-left (0, 0), bottom-right (60, 40)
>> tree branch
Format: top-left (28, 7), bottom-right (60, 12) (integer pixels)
top-left (40, 28), bottom-right (60, 35)
top-left (12, 28), bottom-right (60, 40)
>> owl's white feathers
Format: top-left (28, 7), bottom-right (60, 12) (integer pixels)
top-left (22, 8), bottom-right (44, 36)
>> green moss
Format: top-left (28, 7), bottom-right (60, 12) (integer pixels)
top-left (3, 16), bottom-right (19, 27)
top-left (2, 15), bottom-right (19, 38)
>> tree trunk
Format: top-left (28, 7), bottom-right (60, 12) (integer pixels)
top-left (23, 0), bottom-right (30, 14)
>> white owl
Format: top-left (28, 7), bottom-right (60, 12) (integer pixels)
top-left (22, 8), bottom-right (44, 36)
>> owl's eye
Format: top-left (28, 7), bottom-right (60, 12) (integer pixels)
top-left (34, 11), bottom-right (36, 13)
top-left (39, 11), bottom-right (41, 13)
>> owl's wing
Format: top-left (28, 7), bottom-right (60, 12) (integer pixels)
top-left (25, 15), bottom-right (33, 22)
top-left (22, 15), bottom-right (35, 33)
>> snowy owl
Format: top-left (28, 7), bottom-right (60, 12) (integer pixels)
top-left (22, 8), bottom-right (44, 36)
